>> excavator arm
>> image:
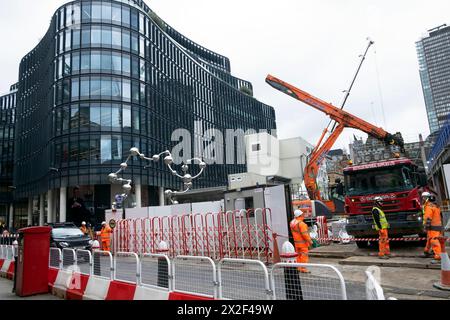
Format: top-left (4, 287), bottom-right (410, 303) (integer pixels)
top-left (266, 74), bottom-right (404, 201)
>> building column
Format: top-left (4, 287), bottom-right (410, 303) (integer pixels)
top-left (8, 204), bottom-right (14, 230)
top-left (60, 187), bottom-right (67, 223)
top-left (135, 183), bottom-right (142, 208)
top-left (48, 190), bottom-right (55, 223)
top-left (159, 187), bottom-right (165, 207)
top-left (39, 194), bottom-right (45, 226)
top-left (27, 197), bottom-right (33, 226)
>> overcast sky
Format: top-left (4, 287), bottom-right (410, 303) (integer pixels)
top-left (1, 0), bottom-right (449, 150)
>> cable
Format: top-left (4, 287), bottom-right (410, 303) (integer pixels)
top-left (373, 46), bottom-right (387, 129)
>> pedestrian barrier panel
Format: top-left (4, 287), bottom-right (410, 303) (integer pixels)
top-left (6, 246), bottom-right (14, 260)
top-left (133, 285), bottom-right (170, 300)
top-left (49, 248), bottom-right (62, 269)
top-left (270, 263), bottom-right (348, 300)
top-left (106, 281), bottom-right (137, 300)
top-left (93, 251), bottom-right (114, 280)
top-left (66, 273), bottom-right (90, 300)
top-left (114, 252), bottom-right (140, 284)
top-left (83, 276), bottom-right (112, 300)
top-left (76, 250), bottom-right (92, 275)
top-left (52, 269), bottom-right (74, 299)
top-left (173, 255), bottom-right (218, 299)
top-left (48, 268), bottom-right (59, 291)
top-left (218, 258), bottom-right (271, 300)
top-left (0, 260), bottom-right (11, 278)
top-left (140, 253), bottom-right (172, 291)
top-left (365, 270), bottom-right (385, 300)
top-left (62, 248), bottom-right (76, 270)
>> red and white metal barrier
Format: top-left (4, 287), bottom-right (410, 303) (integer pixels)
top-left (112, 208), bottom-right (275, 263)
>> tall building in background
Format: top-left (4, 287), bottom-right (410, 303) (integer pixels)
top-left (11, 0), bottom-right (276, 228)
top-left (0, 84), bottom-right (17, 227)
top-left (416, 24), bottom-right (450, 134)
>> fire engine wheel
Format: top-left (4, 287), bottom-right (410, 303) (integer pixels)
top-left (356, 239), bottom-right (369, 249)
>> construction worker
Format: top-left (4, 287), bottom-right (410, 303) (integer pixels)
top-left (421, 192), bottom-right (443, 263)
top-left (290, 209), bottom-right (313, 273)
top-left (372, 197), bottom-right (391, 259)
top-left (80, 221), bottom-right (88, 236)
top-left (100, 221), bottom-right (113, 252)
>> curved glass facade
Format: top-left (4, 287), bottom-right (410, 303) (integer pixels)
top-left (14, 0), bottom-right (276, 223)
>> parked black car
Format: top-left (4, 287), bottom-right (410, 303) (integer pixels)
top-left (48, 223), bottom-right (93, 250)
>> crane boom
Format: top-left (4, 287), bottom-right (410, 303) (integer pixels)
top-left (266, 74), bottom-right (404, 201)
top-left (266, 75), bottom-right (404, 148)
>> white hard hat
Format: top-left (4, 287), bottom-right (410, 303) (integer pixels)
top-left (374, 196), bottom-right (383, 202)
top-left (102, 221), bottom-right (106, 225)
top-left (82, 221), bottom-right (86, 225)
top-left (294, 210), bottom-right (304, 217)
top-left (421, 191), bottom-right (431, 198)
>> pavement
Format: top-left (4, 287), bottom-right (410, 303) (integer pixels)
top-left (0, 277), bottom-right (60, 300)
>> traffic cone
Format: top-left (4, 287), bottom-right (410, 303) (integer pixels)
top-left (433, 252), bottom-right (450, 291)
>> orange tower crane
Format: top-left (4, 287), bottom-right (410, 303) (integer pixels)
top-left (265, 75), bottom-right (404, 202)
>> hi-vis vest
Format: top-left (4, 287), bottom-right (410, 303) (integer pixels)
top-left (290, 218), bottom-right (310, 248)
top-left (371, 207), bottom-right (390, 231)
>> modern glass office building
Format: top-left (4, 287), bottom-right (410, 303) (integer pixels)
top-left (416, 24), bottom-right (450, 134)
top-left (12, 0), bottom-right (276, 228)
top-left (0, 84), bottom-right (17, 227)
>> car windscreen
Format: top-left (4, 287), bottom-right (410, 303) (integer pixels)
top-left (52, 228), bottom-right (84, 238)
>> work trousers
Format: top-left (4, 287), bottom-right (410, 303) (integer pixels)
top-left (378, 229), bottom-right (390, 257)
top-left (295, 246), bottom-right (309, 273)
top-left (424, 230), bottom-right (442, 260)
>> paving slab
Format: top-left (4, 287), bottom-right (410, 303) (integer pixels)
top-left (0, 277), bottom-right (60, 300)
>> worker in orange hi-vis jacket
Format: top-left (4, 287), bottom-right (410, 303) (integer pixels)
top-left (421, 192), bottom-right (443, 264)
top-left (290, 210), bottom-right (313, 273)
top-left (100, 221), bottom-right (113, 252)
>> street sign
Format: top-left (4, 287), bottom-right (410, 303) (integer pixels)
top-left (109, 219), bottom-right (116, 229)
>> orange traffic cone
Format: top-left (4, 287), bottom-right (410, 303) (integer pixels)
top-left (434, 253), bottom-right (450, 291)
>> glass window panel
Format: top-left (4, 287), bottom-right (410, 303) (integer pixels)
top-left (63, 79), bottom-right (71, 103)
top-left (81, 27), bottom-right (90, 47)
top-left (101, 78), bottom-right (112, 97)
top-left (73, 3), bottom-right (81, 24)
top-left (101, 2), bottom-right (112, 21)
top-left (101, 136), bottom-right (112, 163)
top-left (65, 29), bottom-right (72, 51)
top-left (112, 78), bottom-right (122, 99)
top-left (101, 105), bottom-right (112, 127)
top-left (90, 138), bottom-right (100, 161)
top-left (82, 2), bottom-right (91, 22)
top-left (122, 6), bottom-right (130, 26)
top-left (112, 53), bottom-right (122, 73)
top-left (122, 80), bottom-right (131, 101)
top-left (70, 105), bottom-right (79, 131)
top-left (123, 105), bottom-right (131, 128)
top-left (72, 28), bottom-right (81, 49)
top-left (57, 56), bottom-right (63, 79)
top-left (70, 141), bottom-right (79, 162)
top-left (101, 26), bottom-right (112, 47)
top-left (91, 2), bottom-right (102, 21)
top-left (90, 77), bottom-right (101, 97)
top-left (132, 108), bottom-right (140, 130)
top-left (64, 54), bottom-right (71, 76)
top-left (140, 59), bottom-right (146, 81)
top-left (140, 36), bottom-right (145, 57)
top-left (80, 77), bottom-right (90, 98)
top-left (112, 105), bottom-right (121, 129)
top-left (91, 51), bottom-right (101, 71)
top-left (81, 51), bottom-right (90, 72)
top-left (122, 54), bottom-right (131, 74)
top-left (112, 28), bottom-right (121, 47)
top-left (112, 136), bottom-right (122, 160)
top-left (122, 31), bottom-right (130, 50)
top-left (132, 81), bottom-right (139, 103)
top-left (62, 106), bottom-right (70, 133)
top-left (131, 33), bottom-right (138, 53)
top-left (79, 140), bottom-right (90, 163)
top-left (112, 4), bottom-right (121, 24)
top-left (139, 13), bottom-right (145, 34)
top-left (71, 78), bottom-right (79, 101)
top-left (91, 26), bottom-right (101, 45)
top-left (101, 52), bottom-right (112, 72)
top-left (59, 8), bottom-right (65, 29)
top-left (65, 4), bottom-right (72, 27)
top-left (90, 104), bottom-right (101, 130)
top-left (79, 104), bottom-right (90, 129)
top-left (131, 9), bottom-right (138, 30)
top-left (131, 57), bottom-right (139, 78)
